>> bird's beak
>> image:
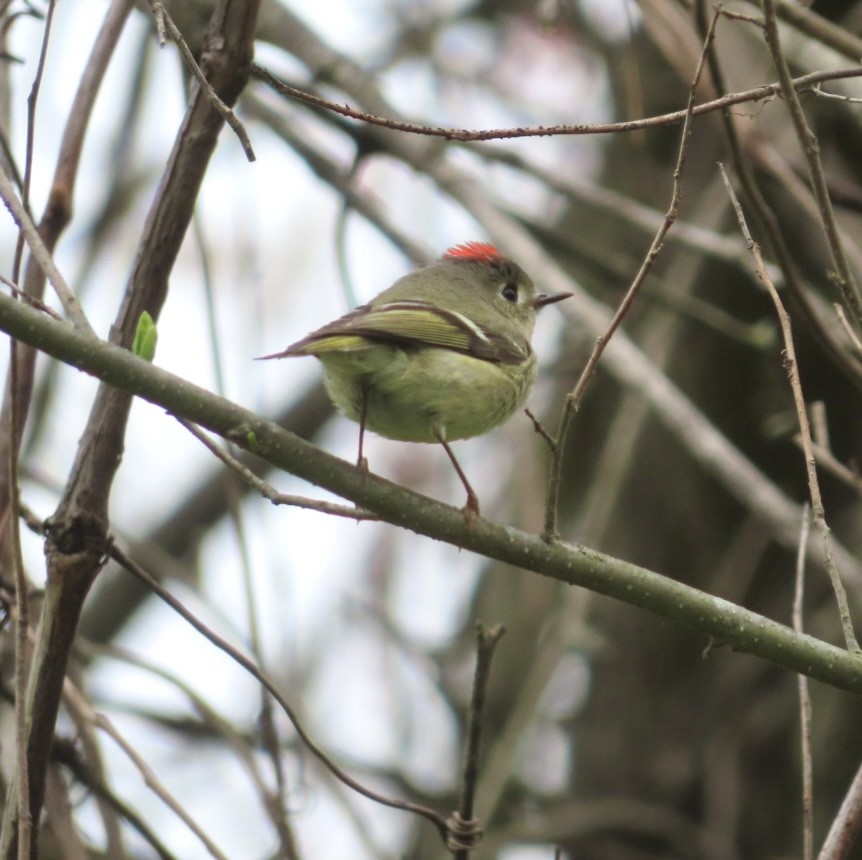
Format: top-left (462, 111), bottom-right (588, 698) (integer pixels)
top-left (533, 291), bottom-right (573, 309)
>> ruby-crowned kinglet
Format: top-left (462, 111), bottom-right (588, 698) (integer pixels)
top-left (259, 242), bottom-right (571, 514)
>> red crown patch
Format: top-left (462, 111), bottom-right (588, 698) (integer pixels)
top-left (442, 241), bottom-right (502, 264)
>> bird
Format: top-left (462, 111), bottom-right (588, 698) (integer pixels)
top-left (259, 241), bottom-right (571, 515)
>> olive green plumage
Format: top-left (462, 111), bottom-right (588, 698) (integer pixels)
top-left (260, 242), bottom-right (570, 446)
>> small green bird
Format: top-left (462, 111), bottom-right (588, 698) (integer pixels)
top-left (259, 242), bottom-right (571, 514)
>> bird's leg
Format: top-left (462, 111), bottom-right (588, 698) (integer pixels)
top-left (357, 387), bottom-right (369, 471)
top-left (433, 425), bottom-right (479, 519)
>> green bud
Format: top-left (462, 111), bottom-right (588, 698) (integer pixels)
top-left (132, 311), bottom-right (158, 362)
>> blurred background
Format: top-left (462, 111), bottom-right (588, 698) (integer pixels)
top-left (4, 0), bottom-right (862, 857)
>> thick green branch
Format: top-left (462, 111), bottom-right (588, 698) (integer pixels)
top-left (2, 293), bottom-right (861, 693)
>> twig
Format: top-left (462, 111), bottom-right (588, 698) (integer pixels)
top-left (145, 1), bottom-right (255, 162)
top-left (62, 681), bottom-right (229, 860)
top-left (794, 505), bottom-right (814, 860)
top-left (758, 0), bottom-right (862, 64)
top-left (695, 0), bottom-right (862, 394)
top-left (760, 0), bottom-right (862, 333)
top-left (252, 62), bottom-right (862, 142)
top-left (0, 167), bottom-right (94, 334)
top-left (0, 278), bottom-right (62, 320)
top-left (524, 408), bottom-right (556, 452)
top-left (0, 0), bottom-right (133, 566)
top-left (479, 145), bottom-right (779, 281)
top-left (835, 304), bottom-right (862, 355)
top-left (8, 336), bottom-right (29, 860)
top-left (14, 0), bottom-right (55, 275)
top-left (812, 85), bottom-right (862, 105)
top-left (2, 293), bottom-right (862, 690)
top-left (794, 437), bottom-right (862, 496)
top-left (176, 417), bottom-right (378, 521)
top-left (60, 672), bottom-right (125, 855)
top-left (719, 162), bottom-right (860, 653)
top-left (188, 205), bottom-right (294, 850)
top-left (818, 761), bottom-right (862, 859)
top-left (53, 739), bottom-right (177, 860)
top-left (542, 5), bottom-right (721, 541)
top-left (243, 91), bottom-right (428, 266)
top-left (7, 1), bottom-right (61, 850)
top-left (109, 543), bottom-right (453, 841)
top-left (0, 5), bottom-right (258, 854)
top-left (76, 638), bottom-right (297, 856)
top-left (448, 623), bottom-right (506, 859)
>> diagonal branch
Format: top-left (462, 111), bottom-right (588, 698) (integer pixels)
top-left (0, 293), bottom-right (861, 694)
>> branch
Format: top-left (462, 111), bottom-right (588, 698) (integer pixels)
top-left (145, 0), bottom-right (255, 161)
top-left (251, 63), bottom-right (862, 142)
top-left (264, 0), bottom-right (862, 584)
top-left (543, 4), bottom-right (719, 540)
top-left (720, 163), bottom-right (860, 652)
top-left (761, 0), bottom-right (862, 333)
top-left (0, 2), bottom-right (261, 855)
top-left (1, 294), bottom-right (861, 693)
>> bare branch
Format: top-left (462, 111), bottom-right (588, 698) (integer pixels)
top-left (253, 62), bottom-right (862, 142)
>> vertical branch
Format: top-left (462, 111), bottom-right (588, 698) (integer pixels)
top-left (6, 5), bottom-right (59, 857)
top-left (16, 0), bottom-right (56, 265)
top-left (542, 7), bottom-right (721, 541)
top-left (719, 164), bottom-right (859, 653)
top-left (9, 327), bottom-right (29, 860)
top-left (448, 623), bottom-right (506, 859)
top-left (794, 505), bottom-right (814, 860)
top-left (0, 0), bottom-right (132, 544)
top-left (760, 0), bottom-right (862, 332)
top-left (0, 2), bottom-right (261, 856)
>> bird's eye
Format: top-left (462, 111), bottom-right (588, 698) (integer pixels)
top-left (501, 283), bottom-right (518, 303)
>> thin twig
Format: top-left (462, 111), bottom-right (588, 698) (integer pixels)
top-left (448, 623), bottom-right (506, 859)
top-left (794, 505), bottom-right (814, 860)
top-left (812, 85), bottom-right (862, 105)
top-left (541, 6), bottom-right (721, 541)
top-left (145, 1), bottom-right (255, 161)
top-left (696, 0), bottom-right (862, 392)
top-left (0, 278), bottom-right (62, 320)
top-left (479, 145), bottom-right (778, 281)
top-left (523, 408), bottom-right (557, 452)
top-left (13, 0), bottom-right (54, 277)
top-left (719, 163), bottom-right (860, 653)
top-left (252, 62), bottom-right (862, 142)
top-left (190, 210), bottom-right (297, 856)
top-left (76, 638), bottom-right (296, 856)
top-left (761, 0), bottom-right (862, 65)
top-left (0, 168), bottom-right (94, 334)
top-left (794, 437), bottom-right (862, 496)
top-left (8, 337), bottom-right (29, 860)
top-left (835, 304), bottom-right (862, 355)
top-left (7, 2), bottom-right (60, 850)
top-left (760, 0), bottom-right (862, 333)
top-left (62, 682), bottom-right (229, 860)
top-left (176, 417), bottom-right (378, 521)
top-left (818, 761), bottom-right (862, 859)
top-left (4, 292), bottom-right (862, 687)
top-left (109, 543), bottom-right (453, 840)
top-left (53, 740), bottom-right (177, 860)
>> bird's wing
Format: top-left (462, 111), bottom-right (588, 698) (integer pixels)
top-left (262, 300), bottom-right (531, 365)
